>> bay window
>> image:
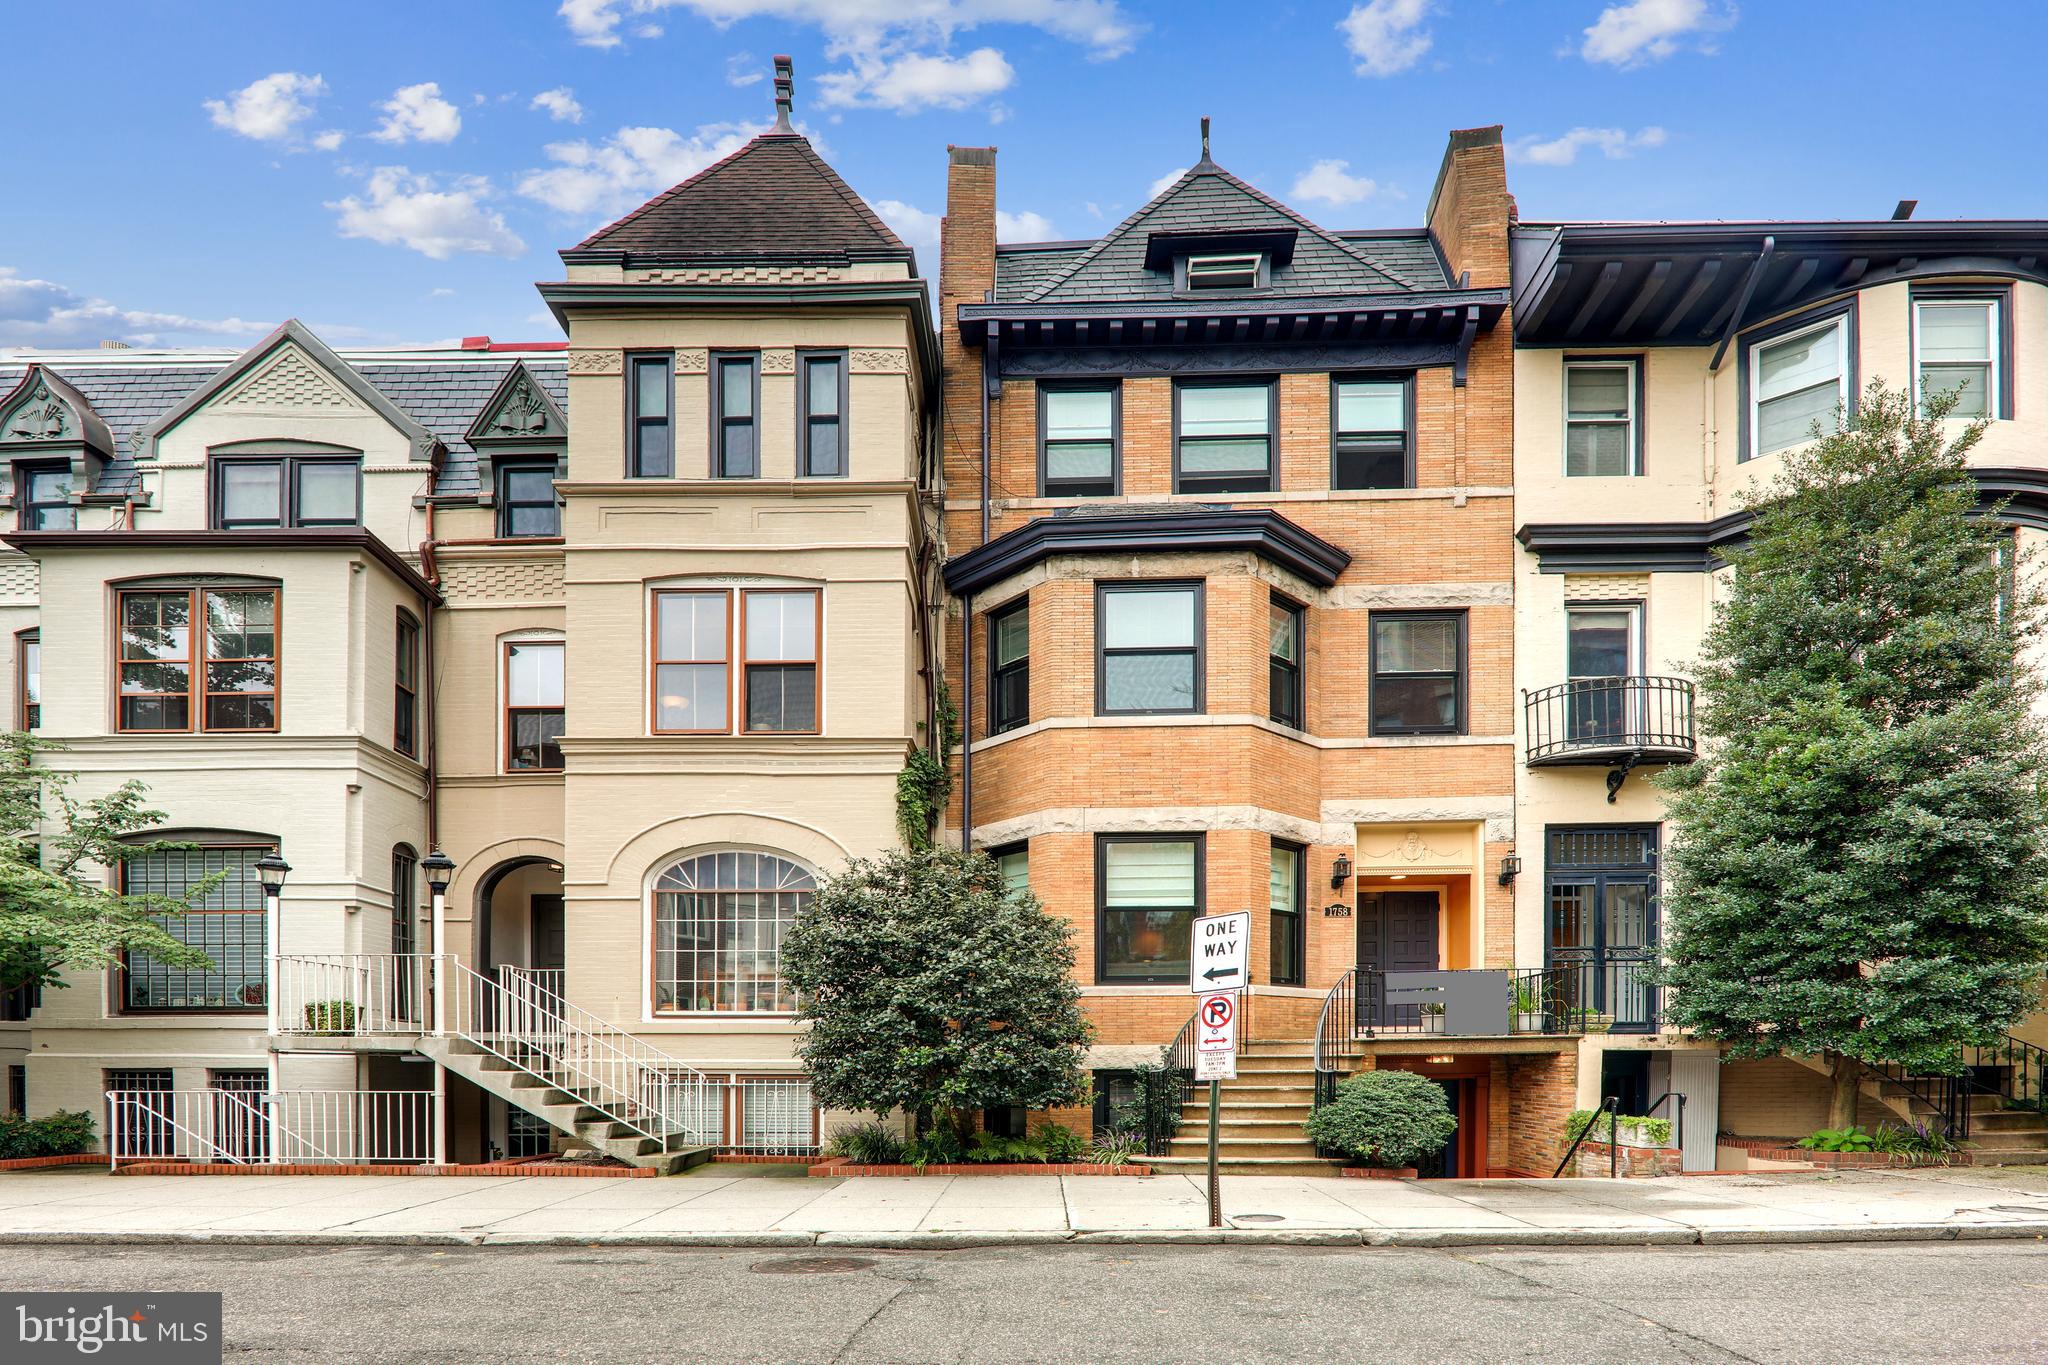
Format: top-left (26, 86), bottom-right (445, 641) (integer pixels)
top-left (1097, 835), bottom-right (1202, 984)
top-left (1915, 295), bottom-right (2001, 419)
top-left (118, 587), bottom-right (278, 733)
top-left (16, 630), bottom-right (36, 731)
top-left (653, 590), bottom-right (731, 734)
top-left (742, 589), bottom-right (819, 732)
top-left (799, 351), bottom-right (846, 477)
top-left (990, 598), bottom-right (1029, 734)
top-left (1749, 317), bottom-right (1848, 457)
top-left (211, 456), bottom-right (359, 528)
top-left (1175, 381), bottom-right (1274, 493)
top-left (652, 850), bottom-right (815, 1013)
top-left (714, 352), bottom-right (759, 478)
top-left (505, 640), bottom-right (564, 771)
top-left (121, 845), bottom-right (270, 1012)
top-left (1270, 840), bottom-right (1304, 986)
top-left (629, 354), bottom-right (673, 478)
top-left (648, 587), bottom-right (822, 735)
top-left (1097, 582), bottom-right (1202, 715)
top-left (1269, 595), bottom-right (1303, 730)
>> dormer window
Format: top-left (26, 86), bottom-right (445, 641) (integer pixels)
top-left (1185, 253), bottom-right (1263, 290)
top-left (211, 453), bottom-right (361, 529)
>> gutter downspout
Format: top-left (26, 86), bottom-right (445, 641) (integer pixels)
top-left (962, 332), bottom-right (993, 854)
top-left (418, 500), bottom-right (442, 854)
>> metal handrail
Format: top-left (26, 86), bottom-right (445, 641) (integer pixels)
top-left (1963, 1032), bottom-right (2048, 1116)
top-left (1864, 1057), bottom-right (1965, 1140)
top-left (1554, 1095), bottom-right (1621, 1178)
top-left (1644, 1090), bottom-right (1687, 1153)
top-left (1525, 674), bottom-right (1697, 764)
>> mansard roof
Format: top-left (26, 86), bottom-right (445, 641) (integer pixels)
top-left (563, 133), bottom-right (914, 271)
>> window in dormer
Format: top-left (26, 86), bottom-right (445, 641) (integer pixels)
top-left (1184, 253), bottom-right (1263, 290)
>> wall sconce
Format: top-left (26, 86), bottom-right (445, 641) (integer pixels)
top-left (1330, 853), bottom-right (1352, 889)
top-left (1498, 854), bottom-right (1522, 887)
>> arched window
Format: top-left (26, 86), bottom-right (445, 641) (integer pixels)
top-left (651, 851), bottom-right (815, 1014)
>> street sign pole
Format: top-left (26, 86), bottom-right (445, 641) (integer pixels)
top-left (1189, 913), bottom-right (1249, 1232)
top-left (1207, 1077), bottom-right (1221, 1228)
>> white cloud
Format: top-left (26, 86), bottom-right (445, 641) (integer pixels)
top-left (0, 267), bottom-right (271, 349)
top-left (725, 52), bottom-right (765, 86)
top-left (818, 47), bottom-right (1013, 112)
top-left (1339, 0), bottom-right (1433, 78)
top-left (1580, 0), bottom-right (1734, 67)
top-left (328, 168), bottom-right (525, 259)
top-left (874, 200), bottom-right (941, 255)
top-left (371, 82), bottom-right (463, 145)
top-left (996, 209), bottom-right (1059, 243)
top-left (1148, 167), bottom-right (1188, 198)
top-left (531, 87), bottom-right (585, 123)
top-left (204, 72), bottom-right (327, 143)
top-left (312, 130), bottom-right (347, 152)
top-left (1507, 126), bottom-right (1668, 166)
top-left (427, 287), bottom-right (457, 298)
top-left (558, 0), bottom-right (1140, 58)
top-left (517, 122), bottom-right (766, 217)
top-left (1289, 159), bottom-right (1377, 207)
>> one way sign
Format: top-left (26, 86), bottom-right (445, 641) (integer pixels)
top-left (1188, 910), bottom-right (1251, 994)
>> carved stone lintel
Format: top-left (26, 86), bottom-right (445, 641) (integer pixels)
top-left (568, 350), bottom-right (622, 376)
top-left (674, 349), bottom-right (708, 374)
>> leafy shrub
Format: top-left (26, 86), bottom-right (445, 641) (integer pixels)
top-left (303, 1000), bottom-right (357, 1034)
top-left (1868, 1122), bottom-right (1957, 1160)
top-left (1304, 1070), bottom-right (1457, 1169)
top-left (824, 1121), bottom-right (907, 1165)
top-left (1797, 1126), bottom-right (1876, 1153)
top-left (0, 1109), bottom-right (96, 1160)
top-left (1107, 1061), bottom-right (1182, 1142)
top-left (905, 1126), bottom-right (968, 1168)
top-left (1037, 1124), bottom-right (1087, 1163)
top-left (1089, 1132), bottom-right (1141, 1167)
top-left (964, 1132), bottom-right (1045, 1164)
top-left (1565, 1111), bottom-right (1671, 1146)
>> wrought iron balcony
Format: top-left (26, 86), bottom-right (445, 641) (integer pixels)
top-left (1525, 675), bottom-right (1697, 768)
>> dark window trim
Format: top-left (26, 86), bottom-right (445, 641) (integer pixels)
top-left (14, 459), bottom-right (75, 531)
top-left (1737, 298), bottom-right (1858, 463)
top-left (503, 638), bottom-right (565, 772)
top-left (1368, 608), bottom-right (1467, 737)
top-left (796, 348), bottom-right (849, 478)
top-left (208, 454), bottom-right (363, 530)
top-left (711, 350), bottom-right (762, 479)
top-left (1267, 590), bottom-right (1304, 730)
top-left (1561, 354), bottom-right (1647, 478)
top-left (1908, 282), bottom-right (2015, 421)
top-left (988, 838), bottom-right (1028, 895)
top-left (1095, 580), bottom-right (1206, 717)
top-left (1329, 372), bottom-right (1416, 490)
top-left (494, 458), bottom-right (562, 538)
top-left (1037, 380), bottom-right (1122, 498)
top-left (394, 609), bottom-right (420, 758)
top-left (988, 596), bottom-right (1029, 735)
top-left (115, 585), bottom-right (282, 735)
top-left (1094, 831), bottom-right (1205, 986)
top-left (15, 628), bottom-right (37, 732)
top-left (1269, 836), bottom-right (1305, 986)
top-left (626, 352), bottom-right (674, 479)
top-left (1172, 378), bottom-right (1278, 494)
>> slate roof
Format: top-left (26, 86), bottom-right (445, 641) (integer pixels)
top-left (1009, 159), bottom-right (1443, 306)
top-left (569, 133), bottom-right (915, 271)
top-left (0, 354), bottom-right (566, 499)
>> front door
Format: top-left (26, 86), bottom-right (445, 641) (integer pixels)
top-left (1544, 827), bottom-right (1659, 1032)
top-left (530, 895), bottom-right (566, 975)
top-left (1413, 1078), bottom-right (1461, 1178)
top-left (1358, 890), bottom-right (1441, 1030)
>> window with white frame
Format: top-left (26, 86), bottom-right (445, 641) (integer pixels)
top-left (1564, 360), bottom-right (1638, 476)
top-left (1185, 254), bottom-right (1262, 290)
top-left (1915, 296), bottom-right (1999, 419)
top-left (651, 850), bottom-right (815, 1013)
top-left (1750, 318), bottom-right (1847, 457)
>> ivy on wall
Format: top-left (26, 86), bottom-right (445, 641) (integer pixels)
top-left (896, 684), bottom-right (957, 850)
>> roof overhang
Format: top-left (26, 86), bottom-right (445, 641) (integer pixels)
top-left (1142, 228), bottom-right (1298, 272)
top-left (2, 528), bottom-right (442, 604)
top-left (956, 287), bottom-right (1509, 351)
top-left (1512, 220), bottom-right (2048, 348)
top-left (943, 508), bottom-right (1350, 597)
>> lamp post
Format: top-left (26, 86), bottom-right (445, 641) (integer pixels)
top-left (255, 852), bottom-right (290, 1037)
top-left (419, 848), bottom-right (455, 1168)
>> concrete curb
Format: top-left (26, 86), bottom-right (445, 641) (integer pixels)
top-left (3, 1221), bottom-right (2046, 1250)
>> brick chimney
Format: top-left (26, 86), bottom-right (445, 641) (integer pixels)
top-left (941, 146), bottom-right (998, 544)
top-left (1426, 126), bottom-right (1510, 289)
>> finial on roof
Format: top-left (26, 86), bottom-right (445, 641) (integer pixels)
top-left (1198, 116), bottom-right (1212, 167)
top-left (773, 55), bottom-right (795, 133)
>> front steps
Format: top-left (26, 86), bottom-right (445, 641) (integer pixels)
top-left (1148, 1042), bottom-right (1340, 1178)
top-left (419, 1036), bottom-right (714, 1174)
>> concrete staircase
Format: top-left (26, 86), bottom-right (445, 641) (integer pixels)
top-left (420, 1036), bottom-right (713, 1174)
top-left (1146, 1040), bottom-right (1341, 1178)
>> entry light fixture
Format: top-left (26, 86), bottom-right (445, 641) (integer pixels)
top-left (421, 848), bottom-right (457, 897)
top-left (1498, 853), bottom-right (1522, 887)
top-left (254, 852), bottom-right (291, 894)
top-left (1329, 853), bottom-right (1352, 889)
top-left (1425, 1055), bottom-right (1455, 1065)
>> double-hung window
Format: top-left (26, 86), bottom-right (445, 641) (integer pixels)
top-left (119, 588), bottom-right (278, 732)
top-left (629, 354), bottom-right (673, 478)
top-left (1332, 377), bottom-right (1411, 489)
top-left (496, 461), bottom-right (560, 537)
top-left (1098, 583), bottom-right (1202, 715)
top-left (1268, 595), bottom-right (1303, 730)
top-left (1175, 382), bottom-right (1274, 493)
top-left (1097, 835), bottom-right (1202, 983)
top-left (505, 640), bottom-right (564, 771)
top-left (714, 352), bottom-right (759, 478)
top-left (15, 462), bottom-right (73, 530)
top-left (1040, 384), bottom-right (1119, 497)
top-left (1750, 318), bottom-right (1847, 457)
top-left (1369, 611), bottom-right (1464, 736)
top-left (652, 590), bottom-right (731, 734)
top-left (1564, 360), bottom-right (1639, 476)
top-left (742, 589), bottom-right (819, 732)
top-left (989, 599), bottom-right (1029, 734)
top-left (394, 611), bottom-right (420, 758)
top-left (1915, 296), bottom-right (2000, 419)
top-left (213, 456), bottom-right (359, 528)
top-left (17, 631), bottom-right (37, 731)
top-left (799, 351), bottom-right (846, 477)
top-left (1269, 841), bottom-right (1304, 986)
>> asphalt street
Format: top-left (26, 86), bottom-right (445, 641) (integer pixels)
top-left (1, 1240), bottom-right (2044, 1362)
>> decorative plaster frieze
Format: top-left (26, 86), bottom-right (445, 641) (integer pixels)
top-left (760, 349), bottom-right (796, 374)
top-left (1320, 798), bottom-right (1514, 846)
top-left (674, 350), bottom-right (708, 375)
top-left (850, 348), bottom-right (908, 374)
top-left (567, 350), bottom-right (622, 376)
top-left (1331, 582), bottom-right (1513, 608)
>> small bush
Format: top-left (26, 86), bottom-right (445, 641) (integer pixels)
top-left (0, 1110), bottom-right (97, 1160)
top-left (906, 1126), bottom-right (967, 1168)
top-left (1089, 1132), bottom-right (1141, 1167)
top-left (1304, 1071), bottom-right (1457, 1168)
top-left (303, 1000), bottom-right (357, 1034)
top-left (1796, 1126), bottom-right (1875, 1153)
top-left (825, 1121), bottom-right (906, 1165)
top-left (1037, 1124), bottom-right (1087, 1163)
top-left (964, 1132), bottom-right (1045, 1164)
top-left (1565, 1111), bottom-right (1671, 1146)
top-left (1868, 1121), bottom-right (1957, 1160)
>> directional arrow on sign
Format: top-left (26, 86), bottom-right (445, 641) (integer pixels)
top-left (1201, 965), bottom-right (1242, 983)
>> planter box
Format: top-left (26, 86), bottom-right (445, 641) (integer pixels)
top-left (1573, 1141), bottom-right (1680, 1178)
top-left (807, 1157), bottom-right (1151, 1177)
top-left (1337, 1165), bottom-right (1418, 1180)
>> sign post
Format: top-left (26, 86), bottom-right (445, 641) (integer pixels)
top-left (1189, 912), bottom-right (1249, 1230)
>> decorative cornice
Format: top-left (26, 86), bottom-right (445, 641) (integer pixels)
top-left (0, 528), bottom-right (441, 604)
top-left (943, 508), bottom-right (1351, 597)
top-left (1000, 340), bottom-right (1459, 379)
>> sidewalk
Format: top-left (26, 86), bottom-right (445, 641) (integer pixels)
top-left (0, 1164), bottom-right (2045, 1249)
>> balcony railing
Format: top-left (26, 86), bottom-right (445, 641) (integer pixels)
top-left (1525, 675), bottom-right (1697, 767)
top-left (105, 1088), bottom-right (439, 1168)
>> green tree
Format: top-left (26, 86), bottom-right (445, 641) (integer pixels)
top-left (0, 732), bottom-right (216, 995)
top-left (780, 847), bottom-right (1094, 1139)
top-left (1658, 382), bottom-right (2048, 1128)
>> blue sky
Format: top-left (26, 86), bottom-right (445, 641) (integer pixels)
top-left (8, 1), bottom-right (2048, 350)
